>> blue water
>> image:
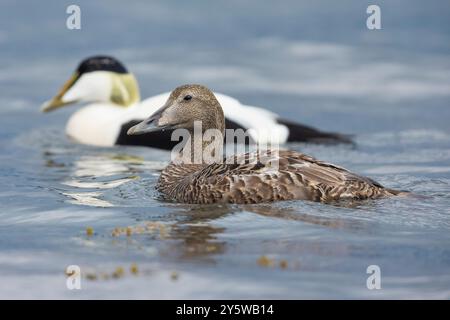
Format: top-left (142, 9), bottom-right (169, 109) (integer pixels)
top-left (0, 0), bottom-right (449, 298)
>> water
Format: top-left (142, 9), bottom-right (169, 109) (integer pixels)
top-left (0, 0), bottom-right (450, 298)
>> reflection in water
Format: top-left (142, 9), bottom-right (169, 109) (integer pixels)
top-left (244, 204), bottom-right (366, 231)
top-left (169, 224), bottom-right (226, 261)
top-left (166, 206), bottom-right (233, 261)
top-left (62, 191), bottom-right (115, 207)
top-left (155, 204), bottom-right (366, 271)
top-left (143, 203), bottom-right (368, 264)
top-left (43, 150), bottom-right (164, 207)
top-left (63, 177), bottom-right (137, 189)
top-left (68, 154), bottom-right (143, 177)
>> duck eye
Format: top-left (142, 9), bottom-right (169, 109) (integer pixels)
top-left (183, 95), bottom-right (192, 101)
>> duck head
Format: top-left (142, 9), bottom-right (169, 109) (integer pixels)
top-left (41, 56), bottom-right (140, 112)
top-left (127, 84), bottom-right (225, 136)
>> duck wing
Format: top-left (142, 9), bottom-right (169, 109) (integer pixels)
top-left (195, 150), bottom-right (392, 203)
top-left (275, 150), bottom-right (390, 201)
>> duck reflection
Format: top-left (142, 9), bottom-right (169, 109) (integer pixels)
top-left (163, 205), bottom-right (232, 262)
top-left (157, 201), bottom-right (369, 264)
top-left (243, 203), bottom-right (369, 231)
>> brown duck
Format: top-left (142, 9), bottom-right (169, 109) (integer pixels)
top-left (128, 84), bottom-right (406, 204)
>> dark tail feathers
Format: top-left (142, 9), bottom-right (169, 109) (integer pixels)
top-left (277, 118), bottom-right (354, 145)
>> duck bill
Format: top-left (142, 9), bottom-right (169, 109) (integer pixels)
top-left (127, 103), bottom-right (171, 135)
top-left (126, 119), bottom-right (158, 135)
top-left (40, 73), bottom-right (79, 112)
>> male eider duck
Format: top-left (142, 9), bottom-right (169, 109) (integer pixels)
top-left (41, 56), bottom-right (352, 149)
top-left (127, 84), bottom-right (405, 204)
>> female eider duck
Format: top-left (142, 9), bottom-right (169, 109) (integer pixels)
top-left (41, 56), bottom-right (352, 149)
top-left (127, 84), bottom-right (405, 204)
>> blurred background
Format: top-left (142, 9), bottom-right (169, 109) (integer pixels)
top-left (1, 0), bottom-right (449, 131)
top-left (0, 0), bottom-right (449, 299)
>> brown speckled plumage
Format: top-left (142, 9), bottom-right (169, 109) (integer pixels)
top-left (157, 149), bottom-right (401, 204)
top-left (129, 84), bottom-right (405, 204)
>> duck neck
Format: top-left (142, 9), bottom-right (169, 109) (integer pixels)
top-left (174, 123), bottom-right (225, 166)
top-left (110, 73), bottom-right (141, 107)
top-left (160, 132), bottom-right (223, 198)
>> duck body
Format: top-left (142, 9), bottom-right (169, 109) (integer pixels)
top-left (42, 56), bottom-right (352, 149)
top-left (157, 150), bottom-right (400, 204)
top-left (127, 84), bottom-right (405, 204)
top-left (64, 95), bottom-right (167, 147)
top-left (65, 103), bottom-right (125, 146)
